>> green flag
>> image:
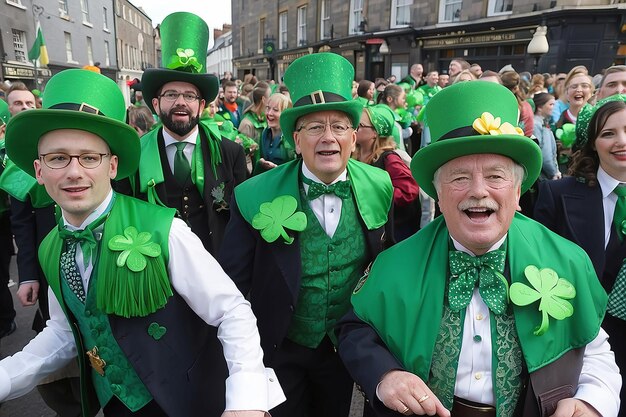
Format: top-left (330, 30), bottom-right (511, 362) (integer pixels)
top-left (28, 21), bottom-right (49, 66)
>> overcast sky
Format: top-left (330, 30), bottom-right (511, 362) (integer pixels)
top-left (128, 0), bottom-right (232, 46)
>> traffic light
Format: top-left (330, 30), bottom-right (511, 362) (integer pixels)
top-left (263, 40), bottom-right (275, 56)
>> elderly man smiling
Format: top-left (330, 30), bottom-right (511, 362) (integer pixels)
top-left (338, 81), bottom-right (621, 417)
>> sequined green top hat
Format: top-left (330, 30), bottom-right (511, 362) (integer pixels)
top-left (5, 69), bottom-right (140, 180)
top-left (280, 52), bottom-right (364, 148)
top-left (411, 81), bottom-right (542, 199)
top-left (575, 94), bottom-right (626, 149)
top-left (0, 99), bottom-right (9, 126)
top-left (365, 104), bottom-right (395, 138)
top-left (141, 12), bottom-right (219, 112)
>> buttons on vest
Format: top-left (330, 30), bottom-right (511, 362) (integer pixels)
top-left (183, 196), bottom-right (189, 202)
top-left (474, 372), bottom-right (483, 380)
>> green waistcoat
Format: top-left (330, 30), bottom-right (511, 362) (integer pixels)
top-left (287, 188), bottom-right (367, 348)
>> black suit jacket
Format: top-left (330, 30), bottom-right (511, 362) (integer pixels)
top-left (218, 195), bottom-right (393, 362)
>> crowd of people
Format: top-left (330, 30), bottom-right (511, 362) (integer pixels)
top-left (0, 9), bottom-right (624, 417)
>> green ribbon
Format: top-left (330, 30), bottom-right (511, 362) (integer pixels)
top-left (57, 205), bottom-right (111, 269)
top-left (302, 176), bottom-right (351, 200)
top-left (167, 48), bottom-right (203, 73)
top-left (448, 249), bottom-right (509, 315)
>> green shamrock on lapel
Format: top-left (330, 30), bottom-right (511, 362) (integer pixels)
top-left (108, 227), bottom-right (161, 272)
top-left (147, 322), bottom-right (166, 341)
top-left (252, 195), bottom-right (307, 244)
top-left (510, 265), bottom-right (576, 336)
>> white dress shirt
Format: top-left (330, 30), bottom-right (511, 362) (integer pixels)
top-left (597, 166), bottom-right (622, 248)
top-left (162, 126), bottom-right (198, 174)
top-left (0, 189), bottom-right (285, 412)
top-left (301, 162), bottom-right (347, 238)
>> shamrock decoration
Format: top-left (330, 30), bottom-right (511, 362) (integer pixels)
top-left (147, 322), bottom-right (167, 341)
top-left (472, 112), bottom-right (524, 137)
top-left (108, 227), bottom-right (161, 272)
top-left (510, 265), bottom-right (576, 336)
top-left (167, 48), bottom-right (203, 73)
top-left (252, 195), bottom-right (307, 244)
top-left (211, 183), bottom-right (228, 212)
top-left (556, 123), bottom-right (576, 149)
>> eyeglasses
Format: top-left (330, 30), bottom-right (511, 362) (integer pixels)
top-left (357, 123), bottom-right (375, 131)
top-left (40, 152), bottom-right (110, 169)
top-left (568, 83), bottom-right (592, 91)
top-left (158, 91), bottom-right (201, 102)
top-left (296, 121), bottom-right (353, 138)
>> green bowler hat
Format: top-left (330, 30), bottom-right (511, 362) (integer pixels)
top-left (411, 81), bottom-right (541, 199)
top-left (280, 52), bottom-right (363, 148)
top-left (365, 104), bottom-right (395, 138)
top-left (142, 12), bottom-right (218, 112)
top-left (5, 69), bottom-right (140, 179)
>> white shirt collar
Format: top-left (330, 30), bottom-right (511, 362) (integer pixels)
top-left (597, 166), bottom-right (623, 199)
top-left (301, 162), bottom-right (347, 186)
top-left (450, 234), bottom-right (507, 256)
top-left (63, 189), bottom-right (114, 231)
top-left (162, 126), bottom-right (199, 148)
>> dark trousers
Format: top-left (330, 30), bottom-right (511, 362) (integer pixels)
top-left (269, 336), bottom-right (354, 417)
top-left (104, 397), bottom-right (167, 417)
top-left (37, 377), bottom-right (91, 417)
top-left (0, 211), bottom-right (14, 331)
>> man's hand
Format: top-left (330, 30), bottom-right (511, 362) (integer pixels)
top-left (549, 398), bottom-right (601, 417)
top-left (221, 411), bottom-right (267, 417)
top-left (378, 370), bottom-right (450, 416)
top-left (17, 282), bottom-right (40, 306)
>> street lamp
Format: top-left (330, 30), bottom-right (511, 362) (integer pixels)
top-left (379, 40), bottom-right (389, 54)
top-left (527, 25), bottom-right (549, 74)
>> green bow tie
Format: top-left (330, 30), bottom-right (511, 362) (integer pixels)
top-left (58, 211), bottom-right (109, 269)
top-left (304, 178), bottom-right (351, 200)
top-left (448, 249), bottom-right (509, 315)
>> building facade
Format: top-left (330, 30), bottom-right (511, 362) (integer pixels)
top-left (207, 26), bottom-right (233, 79)
top-left (113, 0), bottom-right (156, 105)
top-left (0, 0), bottom-right (117, 89)
top-left (232, 0), bottom-right (626, 81)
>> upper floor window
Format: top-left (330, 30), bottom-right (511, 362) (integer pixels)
top-left (349, 0), bottom-right (363, 35)
top-left (320, 0), bottom-right (331, 40)
top-left (240, 26), bottom-right (246, 56)
top-left (58, 0), bottom-right (69, 17)
top-left (104, 40), bottom-right (111, 66)
top-left (7, 0), bottom-right (23, 6)
top-left (279, 12), bottom-right (288, 49)
top-left (86, 36), bottom-right (94, 65)
top-left (487, 0), bottom-right (513, 16)
top-left (103, 7), bottom-right (109, 30)
top-left (391, 0), bottom-right (413, 27)
top-left (297, 6), bottom-right (307, 46)
top-left (81, 0), bottom-right (91, 23)
top-left (11, 29), bottom-right (27, 62)
top-left (258, 17), bottom-right (266, 52)
top-left (439, 0), bottom-right (462, 23)
top-left (64, 32), bottom-right (74, 62)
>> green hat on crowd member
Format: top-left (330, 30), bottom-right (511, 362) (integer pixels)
top-left (0, 99), bottom-right (9, 126)
top-left (575, 95), bottom-right (626, 149)
top-left (141, 12), bottom-right (218, 113)
top-left (5, 69), bottom-right (140, 179)
top-left (411, 81), bottom-right (542, 199)
top-left (280, 52), bottom-right (363, 148)
top-left (364, 104), bottom-right (395, 138)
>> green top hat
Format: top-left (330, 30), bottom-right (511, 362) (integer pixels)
top-left (0, 99), bottom-right (9, 126)
top-left (411, 81), bottom-right (541, 199)
top-left (280, 53), bottom-right (363, 148)
top-left (365, 104), bottom-right (395, 138)
top-left (6, 69), bottom-right (140, 179)
top-left (142, 12), bottom-right (218, 112)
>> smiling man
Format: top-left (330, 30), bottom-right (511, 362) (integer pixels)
top-left (0, 68), bottom-right (283, 417)
top-left (219, 52), bottom-right (394, 417)
top-left (337, 81), bottom-right (621, 417)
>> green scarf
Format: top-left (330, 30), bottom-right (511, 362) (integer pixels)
top-left (0, 158), bottom-right (53, 207)
top-left (235, 158), bottom-right (393, 231)
top-left (352, 213), bottom-right (606, 377)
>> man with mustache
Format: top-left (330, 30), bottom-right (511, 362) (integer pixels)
top-left (219, 53), bottom-right (394, 416)
top-left (130, 12), bottom-right (246, 257)
top-left (337, 81), bottom-right (620, 417)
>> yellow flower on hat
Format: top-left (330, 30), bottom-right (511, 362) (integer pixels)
top-left (472, 112), bottom-right (524, 137)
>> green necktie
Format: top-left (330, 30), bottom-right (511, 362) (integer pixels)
top-left (448, 249), bottom-right (508, 315)
top-left (613, 185), bottom-right (626, 241)
top-left (302, 176), bottom-right (351, 200)
top-left (607, 262), bottom-right (626, 321)
top-left (173, 142), bottom-right (191, 185)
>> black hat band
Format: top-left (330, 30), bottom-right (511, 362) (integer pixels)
top-left (50, 102), bottom-right (105, 116)
top-left (438, 126), bottom-right (480, 141)
top-left (294, 90), bottom-right (346, 107)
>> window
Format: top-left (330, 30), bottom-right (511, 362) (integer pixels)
top-left (58, 0), bottom-right (69, 16)
top-left (7, 0), bottom-right (23, 6)
top-left (349, 0), bottom-right (363, 34)
top-left (391, 0), bottom-right (412, 27)
top-left (64, 32), bottom-right (74, 62)
top-left (320, 0), bottom-right (331, 40)
top-left (439, 0), bottom-right (462, 23)
top-left (87, 37), bottom-right (94, 65)
top-left (297, 6), bottom-right (307, 46)
top-left (103, 7), bottom-right (109, 30)
top-left (11, 29), bottom-right (27, 62)
top-left (258, 18), bottom-right (266, 52)
top-left (279, 12), bottom-right (288, 49)
top-left (104, 40), bottom-right (110, 66)
top-left (81, 0), bottom-right (91, 23)
top-left (487, 0), bottom-right (513, 15)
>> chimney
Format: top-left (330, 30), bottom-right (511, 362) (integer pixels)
top-left (213, 28), bottom-right (223, 40)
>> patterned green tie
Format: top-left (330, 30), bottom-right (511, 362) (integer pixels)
top-left (448, 250), bottom-right (508, 315)
top-left (173, 141), bottom-right (191, 185)
top-left (60, 239), bottom-right (86, 302)
top-left (302, 176), bottom-right (351, 200)
top-left (607, 262), bottom-right (626, 320)
top-left (613, 185), bottom-right (626, 241)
